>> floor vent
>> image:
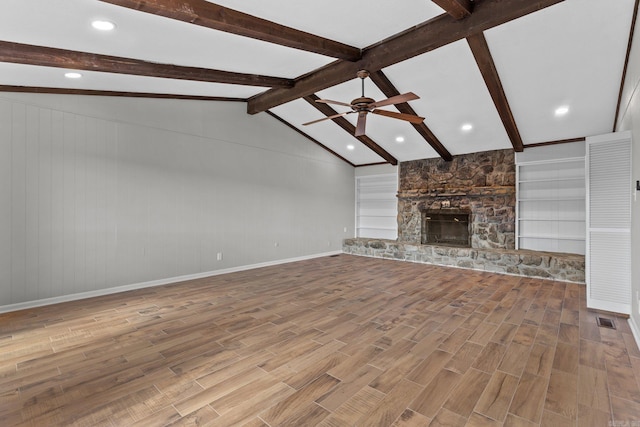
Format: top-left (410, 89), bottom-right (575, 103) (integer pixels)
top-left (328, 254), bottom-right (340, 257)
top-left (596, 316), bottom-right (616, 329)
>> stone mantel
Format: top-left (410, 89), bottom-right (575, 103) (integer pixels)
top-left (397, 186), bottom-right (515, 199)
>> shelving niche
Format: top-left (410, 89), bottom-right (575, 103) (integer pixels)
top-left (356, 173), bottom-right (398, 240)
top-left (516, 157), bottom-right (585, 255)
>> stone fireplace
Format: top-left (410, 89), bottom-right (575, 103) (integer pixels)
top-left (344, 149), bottom-right (585, 282)
top-left (398, 149), bottom-right (516, 250)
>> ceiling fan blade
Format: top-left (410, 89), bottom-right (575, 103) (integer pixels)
top-left (315, 98), bottom-right (353, 108)
top-left (302, 111), bottom-right (351, 126)
top-left (355, 111), bottom-right (367, 136)
top-left (372, 109), bottom-right (425, 124)
top-left (369, 92), bottom-right (419, 108)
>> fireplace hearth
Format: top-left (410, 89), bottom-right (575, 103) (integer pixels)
top-left (422, 210), bottom-right (471, 247)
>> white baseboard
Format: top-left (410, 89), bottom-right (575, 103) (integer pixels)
top-left (0, 251), bottom-right (341, 314)
top-left (629, 315), bottom-right (640, 353)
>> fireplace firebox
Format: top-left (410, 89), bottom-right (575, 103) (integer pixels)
top-left (421, 210), bottom-right (471, 247)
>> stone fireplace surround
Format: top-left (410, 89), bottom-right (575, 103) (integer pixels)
top-left (398, 149), bottom-right (516, 249)
top-left (343, 149), bottom-right (586, 283)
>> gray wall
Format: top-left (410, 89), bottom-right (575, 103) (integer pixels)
top-left (616, 7), bottom-right (640, 340)
top-left (0, 94), bottom-right (355, 308)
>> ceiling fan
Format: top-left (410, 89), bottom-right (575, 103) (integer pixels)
top-left (303, 70), bottom-right (425, 137)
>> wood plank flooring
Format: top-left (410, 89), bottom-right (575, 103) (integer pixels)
top-left (0, 254), bottom-right (639, 426)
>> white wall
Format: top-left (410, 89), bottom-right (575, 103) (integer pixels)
top-left (616, 6), bottom-right (640, 341)
top-left (354, 163), bottom-right (398, 177)
top-left (0, 93), bottom-right (355, 308)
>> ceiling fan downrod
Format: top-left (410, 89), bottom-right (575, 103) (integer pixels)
top-left (356, 69), bottom-right (369, 98)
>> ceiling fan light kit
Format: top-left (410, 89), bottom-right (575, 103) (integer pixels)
top-left (303, 70), bottom-right (424, 137)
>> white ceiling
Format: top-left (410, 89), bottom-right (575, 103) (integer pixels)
top-left (0, 0), bottom-right (636, 165)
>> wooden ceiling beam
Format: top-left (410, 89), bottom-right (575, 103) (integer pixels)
top-left (0, 40), bottom-right (293, 88)
top-left (304, 94), bottom-right (398, 165)
top-left (355, 162), bottom-right (389, 167)
top-left (613, 0), bottom-right (640, 131)
top-left (524, 137), bottom-right (585, 149)
top-left (432, 0), bottom-right (473, 20)
top-left (0, 85), bottom-right (246, 101)
top-left (98, 0), bottom-right (361, 61)
top-left (369, 70), bottom-right (452, 161)
top-left (466, 33), bottom-right (524, 152)
top-left (248, 0), bottom-right (565, 114)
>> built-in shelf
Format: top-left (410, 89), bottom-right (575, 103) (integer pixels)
top-left (358, 226), bottom-right (397, 231)
top-left (518, 218), bottom-right (585, 222)
top-left (356, 173), bottom-right (398, 240)
top-left (516, 156), bottom-right (586, 255)
top-left (357, 198), bottom-right (397, 203)
top-left (518, 177), bottom-right (585, 184)
top-left (519, 234), bottom-right (585, 241)
top-left (518, 197), bottom-right (585, 202)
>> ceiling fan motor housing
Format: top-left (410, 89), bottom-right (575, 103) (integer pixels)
top-left (351, 97), bottom-right (376, 111)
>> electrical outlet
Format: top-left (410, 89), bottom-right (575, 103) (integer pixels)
top-left (274, 242), bottom-right (279, 247)
top-left (344, 227), bottom-right (348, 233)
top-left (216, 252), bottom-right (223, 261)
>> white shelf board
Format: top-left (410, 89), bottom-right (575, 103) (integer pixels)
top-left (518, 177), bottom-right (584, 184)
top-left (518, 218), bottom-right (585, 222)
top-left (519, 235), bottom-right (585, 241)
top-left (518, 197), bottom-right (585, 202)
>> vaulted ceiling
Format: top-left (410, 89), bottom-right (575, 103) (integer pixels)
top-left (1, 0), bottom-right (637, 166)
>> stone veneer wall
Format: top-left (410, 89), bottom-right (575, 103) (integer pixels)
top-left (398, 149), bottom-right (516, 249)
top-left (343, 238), bottom-right (585, 283)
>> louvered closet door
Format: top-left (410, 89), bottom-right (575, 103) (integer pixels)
top-left (586, 132), bottom-right (632, 314)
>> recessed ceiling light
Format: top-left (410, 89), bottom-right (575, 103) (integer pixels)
top-left (64, 72), bottom-right (82, 79)
top-left (461, 123), bottom-right (473, 132)
top-left (395, 136), bottom-right (405, 143)
top-left (555, 106), bottom-right (570, 117)
top-left (92, 20), bottom-right (116, 31)
top-left (347, 144), bottom-right (355, 151)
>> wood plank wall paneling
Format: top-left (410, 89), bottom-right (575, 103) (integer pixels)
top-left (11, 103), bottom-right (27, 303)
top-left (0, 100), bottom-right (11, 304)
top-left (0, 94), bottom-right (355, 307)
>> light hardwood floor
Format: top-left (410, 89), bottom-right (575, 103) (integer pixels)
top-left (1, 254), bottom-right (639, 426)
